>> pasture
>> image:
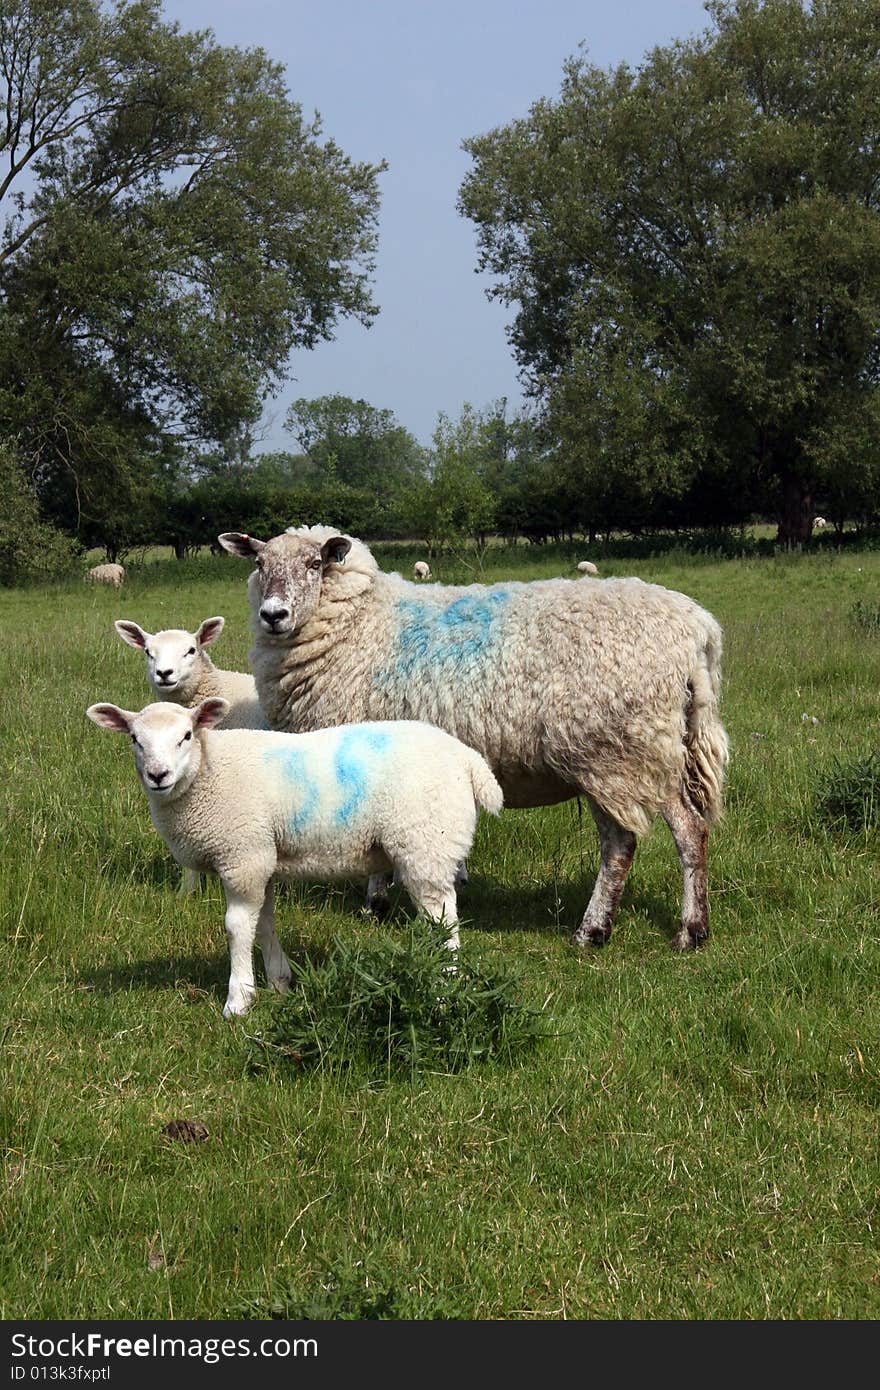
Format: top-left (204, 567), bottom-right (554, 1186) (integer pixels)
top-left (1, 544), bottom-right (879, 1319)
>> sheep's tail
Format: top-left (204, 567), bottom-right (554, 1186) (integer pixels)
top-left (684, 620), bottom-right (729, 825)
top-left (468, 751), bottom-right (504, 817)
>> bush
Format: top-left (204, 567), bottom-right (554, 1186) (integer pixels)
top-left (247, 925), bottom-right (547, 1077)
top-left (0, 443), bottom-right (81, 586)
top-left (816, 752), bottom-right (880, 831)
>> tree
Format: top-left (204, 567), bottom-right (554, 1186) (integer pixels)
top-left (284, 394), bottom-right (426, 494)
top-left (0, 0), bottom-right (383, 541)
top-left (404, 405), bottom-right (496, 555)
top-left (0, 441), bottom-right (80, 584)
top-left (460, 0), bottom-right (880, 544)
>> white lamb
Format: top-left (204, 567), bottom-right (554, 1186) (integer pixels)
top-left (86, 698), bottom-right (503, 1017)
top-left (576, 560), bottom-right (598, 576)
top-left (219, 524), bottom-right (729, 952)
top-left (114, 617), bottom-right (266, 729)
top-left (87, 563), bottom-right (125, 588)
top-left (414, 560), bottom-right (431, 580)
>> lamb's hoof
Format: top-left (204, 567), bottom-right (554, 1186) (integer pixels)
top-left (222, 990), bottom-right (255, 1019)
top-left (672, 924), bottom-right (708, 952)
top-left (269, 972), bottom-right (292, 995)
top-left (364, 895), bottom-right (391, 922)
top-left (573, 924), bottom-right (611, 948)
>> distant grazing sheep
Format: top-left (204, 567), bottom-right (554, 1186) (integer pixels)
top-left (414, 560), bottom-right (431, 580)
top-left (87, 563), bottom-right (125, 588)
top-left (86, 698), bottom-right (503, 1016)
top-left (577, 560), bottom-right (599, 576)
top-left (114, 616), bottom-right (265, 729)
top-left (219, 524), bottom-right (728, 952)
top-left (813, 516), bottom-right (827, 529)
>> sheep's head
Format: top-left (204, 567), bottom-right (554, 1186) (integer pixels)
top-left (114, 617), bottom-right (225, 697)
top-left (218, 528), bottom-right (353, 639)
top-left (86, 698), bottom-right (229, 797)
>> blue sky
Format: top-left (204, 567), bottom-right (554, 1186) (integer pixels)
top-left (167, 1), bottom-right (712, 450)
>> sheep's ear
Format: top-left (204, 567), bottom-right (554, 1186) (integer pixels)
top-left (195, 616), bottom-right (224, 648)
top-left (87, 703), bottom-right (135, 733)
top-left (218, 532), bottom-right (265, 559)
top-left (192, 697), bottom-right (229, 731)
top-left (321, 536), bottom-right (351, 567)
top-left (114, 620), bottom-right (150, 650)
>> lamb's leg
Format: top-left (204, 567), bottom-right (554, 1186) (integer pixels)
top-left (221, 884), bottom-right (264, 1018)
top-left (572, 798), bottom-right (636, 947)
top-left (255, 879), bottom-right (292, 993)
top-left (364, 873), bottom-right (391, 920)
top-left (663, 791), bottom-right (710, 951)
top-left (395, 867), bottom-right (460, 952)
top-left (454, 860), bottom-right (469, 889)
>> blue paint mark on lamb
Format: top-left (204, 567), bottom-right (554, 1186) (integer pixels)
top-left (393, 589), bottom-right (510, 678)
top-left (263, 745), bottom-right (319, 833)
top-left (333, 726), bottom-right (391, 825)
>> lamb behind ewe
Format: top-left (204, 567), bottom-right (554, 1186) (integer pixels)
top-left (114, 617), bottom-right (266, 729)
top-left (86, 698), bottom-right (503, 1016)
top-left (219, 524), bottom-right (729, 952)
top-left (88, 563), bottom-right (125, 588)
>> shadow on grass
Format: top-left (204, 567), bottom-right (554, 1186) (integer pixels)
top-left (462, 875), bottom-right (681, 942)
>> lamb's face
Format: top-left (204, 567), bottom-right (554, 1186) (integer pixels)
top-left (114, 617), bottom-right (224, 696)
top-left (128, 705), bottom-right (200, 796)
top-left (219, 531), bottom-right (351, 639)
top-left (86, 698), bottom-right (229, 797)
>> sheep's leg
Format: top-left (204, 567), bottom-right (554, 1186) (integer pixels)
top-left (572, 799), bottom-right (636, 947)
top-left (221, 885), bottom-right (264, 1018)
top-left (663, 791), bottom-right (710, 951)
top-left (364, 872), bottom-right (392, 920)
top-left (255, 879), bottom-right (292, 993)
top-left (179, 867), bottom-right (200, 896)
top-left (454, 860), bottom-right (469, 888)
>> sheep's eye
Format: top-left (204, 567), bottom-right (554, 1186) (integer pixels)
top-left (308, 558), bottom-right (322, 570)
top-left (180, 730), bottom-right (192, 745)
top-left (187, 647), bottom-right (196, 656)
top-left (145, 651), bottom-right (154, 661)
top-left (131, 734), bottom-right (139, 746)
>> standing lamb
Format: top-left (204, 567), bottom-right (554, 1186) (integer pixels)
top-left (576, 560), bottom-right (599, 576)
top-left (114, 617), bottom-right (266, 729)
top-left (219, 524), bottom-right (728, 951)
top-left (414, 560), bottom-right (431, 580)
top-left (85, 698), bottom-right (503, 1016)
top-left (87, 563), bottom-right (125, 588)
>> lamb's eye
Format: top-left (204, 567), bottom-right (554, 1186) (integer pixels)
top-left (180, 730), bottom-right (192, 745)
top-left (187, 647), bottom-right (196, 656)
top-left (146, 651), bottom-right (154, 661)
top-left (131, 734), bottom-right (139, 746)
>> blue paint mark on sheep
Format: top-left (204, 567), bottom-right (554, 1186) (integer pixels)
top-left (389, 589), bottom-right (510, 682)
top-left (333, 727), bottom-right (391, 825)
top-left (264, 746), bottom-right (319, 833)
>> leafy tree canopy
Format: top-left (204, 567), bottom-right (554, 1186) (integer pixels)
top-left (459, 0), bottom-right (880, 543)
top-left (284, 393), bottom-right (426, 493)
top-left (0, 0), bottom-right (384, 538)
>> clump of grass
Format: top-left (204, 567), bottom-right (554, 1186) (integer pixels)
top-left (232, 1261), bottom-right (465, 1320)
top-left (850, 598), bottom-right (880, 635)
top-left (247, 925), bottom-right (547, 1076)
top-left (816, 751), bottom-right (880, 830)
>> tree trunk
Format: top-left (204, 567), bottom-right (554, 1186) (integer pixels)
top-left (776, 474), bottom-right (813, 547)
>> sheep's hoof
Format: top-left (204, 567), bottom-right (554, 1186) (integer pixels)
top-left (672, 924), bottom-right (708, 952)
top-left (364, 894), bottom-right (391, 922)
top-left (269, 972), bottom-right (292, 995)
top-left (222, 990), bottom-right (255, 1019)
top-left (572, 924), bottom-right (611, 948)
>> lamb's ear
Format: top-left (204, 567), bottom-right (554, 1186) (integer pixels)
top-left (87, 703), bottom-right (136, 733)
top-left (320, 536), bottom-right (351, 567)
top-left (195, 616), bottom-right (224, 648)
top-left (114, 620), bottom-right (150, 650)
top-left (218, 532), bottom-right (266, 559)
top-left (192, 697), bottom-right (229, 731)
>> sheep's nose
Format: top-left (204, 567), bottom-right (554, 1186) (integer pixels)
top-left (261, 606), bottom-right (289, 627)
top-left (156, 668), bottom-right (173, 680)
top-left (147, 769), bottom-right (170, 787)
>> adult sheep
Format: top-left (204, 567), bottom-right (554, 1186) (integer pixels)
top-left (87, 562), bottom-right (125, 588)
top-left (414, 560), bottom-right (431, 580)
top-left (218, 524), bottom-right (728, 950)
top-left (576, 560), bottom-right (598, 576)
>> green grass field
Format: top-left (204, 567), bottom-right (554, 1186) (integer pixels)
top-left (2, 545), bottom-right (879, 1319)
